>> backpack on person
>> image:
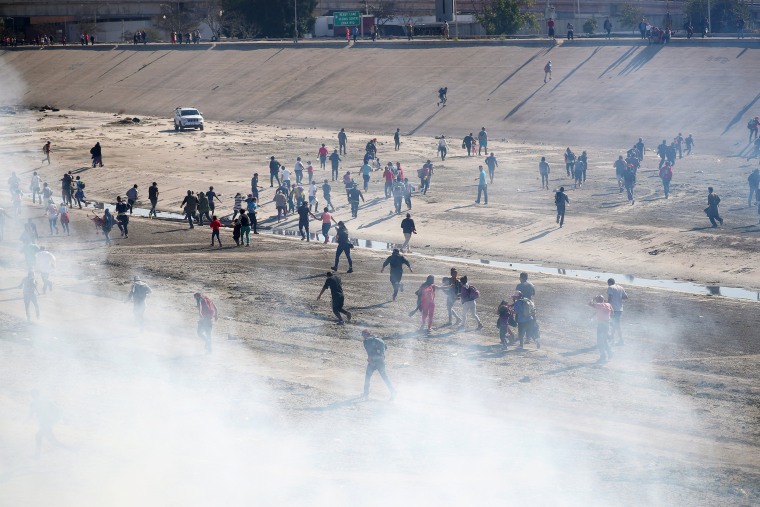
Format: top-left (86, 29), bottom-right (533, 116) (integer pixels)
top-left (748, 119), bottom-right (758, 130)
top-left (514, 297), bottom-right (535, 321)
top-left (199, 295), bottom-right (216, 318)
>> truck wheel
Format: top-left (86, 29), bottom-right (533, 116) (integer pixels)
top-left (199, 125), bottom-right (204, 131)
top-left (179, 124), bottom-right (185, 132)
top-left (174, 122), bottom-right (179, 131)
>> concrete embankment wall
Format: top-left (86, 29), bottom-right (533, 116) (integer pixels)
top-left (1, 40), bottom-right (758, 150)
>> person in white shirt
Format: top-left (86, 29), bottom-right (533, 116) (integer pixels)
top-left (35, 247), bottom-right (56, 294)
top-left (280, 166), bottom-right (291, 189)
top-left (606, 278), bottom-right (629, 345)
top-left (46, 201), bottom-right (59, 235)
top-left (438, 135), bottom-right (449, 161)
top-left (308, 181), bottom-right (318, 212)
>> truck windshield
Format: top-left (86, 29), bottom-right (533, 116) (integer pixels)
top-left (181, 109), bottom-right (200, 116)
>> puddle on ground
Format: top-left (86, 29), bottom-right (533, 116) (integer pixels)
top-left (87, 201), bottom-right (759, 302)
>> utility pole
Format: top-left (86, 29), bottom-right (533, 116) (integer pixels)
top-left (707, 0), bottom-right (711, 36)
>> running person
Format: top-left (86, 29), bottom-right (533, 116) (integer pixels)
top-left (400, 213), bottom-right (416, 252)
top-left (555, 187), bottom-right (569, 227)
top-left (317, 272), bottom-right (352, 324)
top-left (18, 271), bottom-right (40, 322)
top-left (128, 276), bottom-right (152, 330)
top-left (331, 222), bottom-right (353, 273)
top-left (361, 330), bottom-right (395, 399)
top-left (589, 295), bottom-right (613, 363)
top-left (148, 182), bottom-right (159, 218)
top-left (194, 293), bottom-right (218, 353)
top-left (381, 248), bottom-right (412, 301)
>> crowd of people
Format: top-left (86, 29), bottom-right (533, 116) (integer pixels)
top-left (4, 103), bottom-right (760, 395)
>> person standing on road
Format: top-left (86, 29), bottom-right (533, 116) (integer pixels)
top-left (348, 183), bottom-right (365, 219)
top-left (603, 17), bottom-right (612, 39)
top-left (463, 133), bottom-right (474, 157)
top-left (381, 248), bottom-right (412, 301)
top-left (58, 202), bottom-right (70, 235)
top-left (329, 149), bottom-right (341, 181)
top-left (239, 209), bottom-right (251, 246)
top-left (210, 215), bottom-right (222, 247)
top-left (705, 187), bottom-right (723, 227)
top-left (332, 221), bottom-right (353, 273)
top-left (42, 141), bottom-right (51, 165)
top-left (46, 200), bottom-right (59, 235)
top-left (544, 61), bottom-right (552, 83)
top-left (403, 178), bottom-right (415, 210)
top-left (90, 142), bottom-right (103, 167)
top-left (516, 272), bottom-right (535, 300)
top-left (206, 186), bottom-right (221, 216)
top-left (606, 278), bottom-right (628, 346)
top-left (400, 213), bottom-right (416, 252)
top-left (294, 157), bottom-right (305, 185)
top-left (512, 290), bottom-right (539, 349)
top-left (539, 156), bottom-right (550, 189)
top-left (128, 276), bottom-right (152, 330)
top-left (475, 165), bottom-right (488, 205)
top-left (623, 164), bottom-right (636, 205)
top-left (338, 128), bottom-right (347, 155)
top-left (685, 134), bottom-right (694, 156)
top-left (18, 271), bottom-right (40, 322)
top-left (443, 268), bottom-right (462, 326)
top-left (438, 135), bottom-right (448, 161)
top-left (614, 155), bottom-right (627, 192)
top-left (197, 191), bottom-right (211, 226)
top-left (322, 179), bottom-right (335, 211)
top-left (297, 200), bottom-right (315, 242)
top-left (181, 190), bottom-right (198, 228)
top-left (478, 127), bottom-right (488, 156)
top-left (361, 330), bottom-right (395, 399)
top-left (318, 143), bottom-right (329, 170)
top-left (360, 160), bottom-right (372, 191)
top-left (30, 172), bottom-right (42, 205)
top-left (566, 22), bottom-right (574, 40)
top-left (589, 295), bottom-right (613, 363)
top-left (659, 161), bottom-right (673, 198)
top-left (459, 275), bottom-right (482, 330)
top-left (148, 182), bottom-right (159, 218)
top-left (269, 156), bottom-right (281, 187)
top-left (115, 196), bottom-right (130, 238)
top-left (547, 19), bottom-right (555, 39)
top-left (318, 207), bottom-right (337, 243)
top-left (555, 187), bottom-right (569, 227)
top-left (747, 169), bottom-right (760, 207)
top-left (394, 128), bottom-right (401, 151)
top-left (317, 272), bottom-right (352, 324)
top-left (194, 292), bottom-right (218, 353)
top-left (126, 184), bottom-right (138, 215)
top-left (485, 152), bottom-right (498, 183)
top-left (35, 247), bottom-right (56, 294)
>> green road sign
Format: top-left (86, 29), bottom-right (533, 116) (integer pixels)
top-left (333, 11), bottom-right (361, 27)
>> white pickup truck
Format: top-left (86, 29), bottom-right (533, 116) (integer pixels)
top-left (174, 107), bottom-right (204, 131)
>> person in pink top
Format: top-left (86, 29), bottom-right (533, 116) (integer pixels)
top-left (306, 160), bottom-right (315, 183)
top-left (589, 295), bottom-right (613, 363)
top-left (318, 207), bottom-right (337, 243)
top-left (395, 162), bottom-right (405, 181)
top-left (210, 215), bottom-right (222, 248)
top-left (318, 144), bottom-right (329, 170)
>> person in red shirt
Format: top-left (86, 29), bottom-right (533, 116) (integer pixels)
top-left (383, 163), bottom-right (395, 198)
top-left (589, 295), bottom-right (613, 363)
top-left (318, 144), bottom-right (329, 170)
top-left (395, 162), bottom-right (405, 181)
top-left (209, 215), bottom-right (222, 247)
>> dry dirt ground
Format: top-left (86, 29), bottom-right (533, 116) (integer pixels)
top-left (0, 108), bottom-right (759, 505)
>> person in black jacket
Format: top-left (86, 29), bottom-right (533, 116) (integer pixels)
top-left (361, 330), bottom-right (395, 400)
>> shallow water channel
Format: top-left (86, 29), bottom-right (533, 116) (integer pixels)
top-left (94, 202), bottom-right (760, 302)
